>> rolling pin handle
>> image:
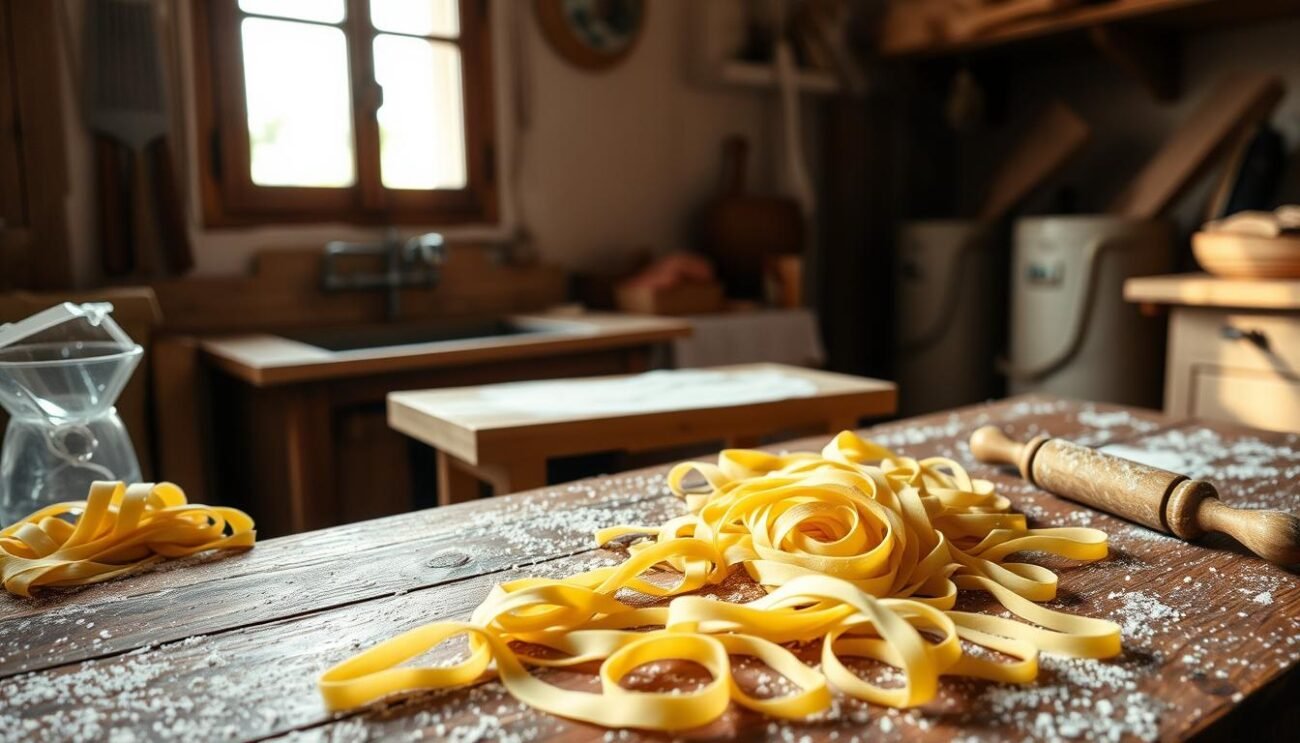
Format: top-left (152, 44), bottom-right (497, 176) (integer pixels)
top-left (969, 425), bottom-right (1049, 483)
top-left (1168, 480), bottom-right (1300, 565)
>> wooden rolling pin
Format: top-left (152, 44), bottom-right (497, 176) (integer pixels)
top-left (970, 426), bottom-right (1300, 565)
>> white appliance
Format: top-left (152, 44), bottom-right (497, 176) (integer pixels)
top-left (895, 220), bottom-right (1003, 415)
top-left (1007, 216), bottom-right (1173, 407)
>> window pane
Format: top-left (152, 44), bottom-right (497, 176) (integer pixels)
top-left (241, 18), bottom-right (355, 187)
top-left (370, 0), bottom-right (458, 37)
top-left (238, 0), bottom-right (345, 24)
top-left (373, 35), bottom-right (466, 190)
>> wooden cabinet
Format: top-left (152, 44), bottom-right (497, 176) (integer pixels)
top-left (1125, 274), bottom-right (1300, 433)
top-left (207, 345), bottom-right (657, 537)
top-left (1166, 308), bottom-right (1300, 432)
top-left (1187, 367), bottom-right (1300, 432)
top-left (334, 404), bottom-right (418, 523)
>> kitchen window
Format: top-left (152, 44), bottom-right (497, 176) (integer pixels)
top-left (192, 0), bottom-right (496, 225)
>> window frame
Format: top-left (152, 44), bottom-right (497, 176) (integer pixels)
top-left (191, 0), bottom-right (497, 227)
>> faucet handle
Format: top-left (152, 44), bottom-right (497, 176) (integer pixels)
top-left (405, 233), bottom-right (446, 265)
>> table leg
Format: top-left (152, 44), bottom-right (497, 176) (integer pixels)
top-left (283, 386), bottom-right (334, 533)
top-left (436, 451), bottom-right (483, 506)
top-left (478, 458), bottom-right (548, 496)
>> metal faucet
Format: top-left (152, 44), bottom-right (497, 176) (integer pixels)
top-left (321, 229), bottom-right (446, 321)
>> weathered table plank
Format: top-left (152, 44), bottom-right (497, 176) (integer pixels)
top-left (0, 469), bottom-right (683, 674)
top-left (0, 494), bottom-right (687, 676)
top-left (0, 550), bottom-right (621, 741)
top-left (2, 396), bottom-right (1294, 743)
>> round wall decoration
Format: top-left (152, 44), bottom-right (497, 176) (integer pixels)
top-left (535, 0), bottom-right (646, 71)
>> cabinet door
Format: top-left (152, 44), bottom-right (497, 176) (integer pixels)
top-left (334, 404), bottom-right (415, 523)
top-left (1167, 309), bottom-right (1300, 432)
top-left (1189, 367), bottom-right (1300, 434)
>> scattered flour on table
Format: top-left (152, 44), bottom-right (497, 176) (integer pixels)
top-left (1074, 408), bottom-right (1160, 433)
top-left (1106, 590), bottom-right (1183, 642)
top-left (1238, 575), bottom-right (1282, 606)
top-left (1103, 427), bottom-right (1299, 510)
top-left (0, 637), bottom-right (242, 743)
top-left (464, 473), bottom-right (673, 563)
top-left (870, 415), bottom-right (967, 448)
top-left (1113, 523), bottom-right (1180, 544)
top-left (977, 655), bottom-right (1161, 742)
top-left (1072, 407), bottom-right (1161, 446)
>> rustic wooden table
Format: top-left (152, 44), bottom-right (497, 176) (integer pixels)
top-left (1, 396), bottom-right (1296, 742)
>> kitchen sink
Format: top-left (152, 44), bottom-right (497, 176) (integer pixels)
top-left (281, 317), bottom-right (558, 352)
top-left (201, 312), bottom-right (687, 386)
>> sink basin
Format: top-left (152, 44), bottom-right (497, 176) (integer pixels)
top-left (201, 312), bottom-right (689, 387)
top-left (282, 318), bottom-right (551, 352)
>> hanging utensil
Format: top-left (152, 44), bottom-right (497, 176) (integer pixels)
top-left (83, 0), bottom-right (192, 277)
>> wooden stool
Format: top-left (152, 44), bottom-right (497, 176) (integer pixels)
top-left (387, 363), bottom-right (897, 505)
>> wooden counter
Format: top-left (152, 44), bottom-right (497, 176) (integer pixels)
top-left (200, 312), bottom-right (690, 387)
top-left (2, 396), bottom-right (1296, 741)
top-left (199, 312), bottom-right (689, 536)
top-left (1125, 272), bottom-right (1300, 311)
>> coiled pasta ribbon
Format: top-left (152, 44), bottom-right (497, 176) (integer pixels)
top-left (0, 481), bottom-right (255, 597)
top-left (319, 433), bottom-right (1121, 731)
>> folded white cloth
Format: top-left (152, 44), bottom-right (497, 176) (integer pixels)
top-left (673, 309), bottom-right (826, 369)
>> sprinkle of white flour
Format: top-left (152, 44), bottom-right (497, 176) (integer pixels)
top-left (977, 655), bottom-right (1161, 741)
top-left (1106, 590), bottom-right (1183, 642)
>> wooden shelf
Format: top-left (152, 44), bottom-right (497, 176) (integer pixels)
top-left (1125, 273), bottom-right (1300, 311)
top-left (713, 61), bottom-right (842, 95)
top-left (879, 0), bottom-right (1300, 60)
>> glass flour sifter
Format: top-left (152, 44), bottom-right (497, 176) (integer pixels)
top-left (0, 302), bottom-right (143, 526)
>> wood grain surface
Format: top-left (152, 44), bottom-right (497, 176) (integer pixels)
top-left (1, 396), bottom-right (1296, 742)
top-left (1032, 438), bottom-right (1181, 532)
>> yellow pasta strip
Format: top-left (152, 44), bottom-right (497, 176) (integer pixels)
top-left (319, 432), bottom-right (1122, 731)
top-left (0, 481), bottom-right (255, 597)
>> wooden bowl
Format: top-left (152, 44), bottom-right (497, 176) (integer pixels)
top-left (1192, 231), bottom-right (1300, 279)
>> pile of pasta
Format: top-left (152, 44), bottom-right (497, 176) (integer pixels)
top-left (0, 481), bottom-right (255, 597)
top-left (319, 432), bottom-right (1121, 731)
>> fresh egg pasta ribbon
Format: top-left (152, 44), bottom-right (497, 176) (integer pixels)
top-left (319, 433), bottom-right (1121, 730)
top-left (0, 481), bottom-right (255, 597)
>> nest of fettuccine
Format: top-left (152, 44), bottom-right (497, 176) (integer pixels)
top-left (320, 432), bottom-right (1120, 731)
